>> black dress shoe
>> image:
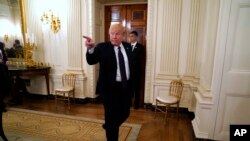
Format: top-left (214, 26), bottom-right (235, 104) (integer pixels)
top-left (134, 106), bottom-right (139, 110)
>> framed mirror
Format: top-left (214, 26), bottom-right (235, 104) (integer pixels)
top-left (0, 0), bottom-right (26, 59)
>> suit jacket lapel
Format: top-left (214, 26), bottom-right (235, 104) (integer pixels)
top-left (123, 43), bottom-right (133, 70)
top-left (134, 43), bottom-right (137, 50)
top-left (107, 42), bottom-right (118, 70)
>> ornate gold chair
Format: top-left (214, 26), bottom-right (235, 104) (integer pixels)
top-left (155, 80), bottom-right (184, 120)
top-left (55, 72), bottom-right (77, 109)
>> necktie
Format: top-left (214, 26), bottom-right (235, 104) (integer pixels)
top-left (131, 45), bottom-right (134, 51)
top-left (118, 47), bottom-right (128, 89)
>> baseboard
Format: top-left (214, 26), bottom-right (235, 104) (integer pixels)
top-left (22, 93), bottom-right (101, 104)
top-left (144, 103), bottom-right (195, 119)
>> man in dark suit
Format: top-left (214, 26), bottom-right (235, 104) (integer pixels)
top-left (83, 23), bottom-right (133, 141)
top-left (0, 42), bottom-right (11, 113)
top-left (0, 42), bottom-right (8, 140)
top-left (129, 31), bottom-right (145, 109)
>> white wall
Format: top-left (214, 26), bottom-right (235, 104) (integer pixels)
top-left (24, 0), bottom-right (89, 99)
top-left (192, 0), bottom-right (250, 140)
top-left (213, 0), bottom-right (250, 140)
top-left (145, 0), bottom-right (218, 110)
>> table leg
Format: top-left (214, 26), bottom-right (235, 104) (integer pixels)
top-left (45, 74), bottom-right (50, 96)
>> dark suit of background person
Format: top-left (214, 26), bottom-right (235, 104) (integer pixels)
top-left (0, 42), bottom-right (10, 141)
top-left (129, 31), bottom-right (145, 109)
top-left (0, 42), bottom-right (11, 112)
top-left (83, 23), bottom-right (133, 141)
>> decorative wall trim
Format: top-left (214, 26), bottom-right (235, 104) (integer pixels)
top-left (186, 0), bottom-right (200, 76)
top-left (67, 0), bottom-right (83, 70)
top-left (81, 0), bottom-right (97, 98)
top-left (144, 0), bottom-right (155, 103)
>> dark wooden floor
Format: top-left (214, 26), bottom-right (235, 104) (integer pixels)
top-left (5, 94), bottom-right (198, 141)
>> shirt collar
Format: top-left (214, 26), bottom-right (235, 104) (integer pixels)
top-left (131, 42), bottom-right (137, 46)
top-left (114, 43), bottom-right (124, 50)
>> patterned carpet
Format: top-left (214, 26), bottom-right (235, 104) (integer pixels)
top-left (2, 108), bottom-right (141, 141)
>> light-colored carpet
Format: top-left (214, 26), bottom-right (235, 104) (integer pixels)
top-left (2, 108), bottom-right (141, 141)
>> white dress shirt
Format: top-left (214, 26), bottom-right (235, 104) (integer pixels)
top-left (131, 41), bottom-right (137, 51)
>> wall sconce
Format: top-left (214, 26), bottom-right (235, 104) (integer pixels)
top-left (40, 10), bottom-right (61, 33)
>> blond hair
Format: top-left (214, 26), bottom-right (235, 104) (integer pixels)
top-left (109, 23), bottom-right (125, 33)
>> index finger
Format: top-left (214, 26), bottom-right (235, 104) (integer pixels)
top-left (82, 36), bottom-right (91, 41)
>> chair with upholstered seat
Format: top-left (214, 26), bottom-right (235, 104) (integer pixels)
top-left (55, 72), bottom-right (77, 109)
top-left (154, 79), bottom-right (184, 120)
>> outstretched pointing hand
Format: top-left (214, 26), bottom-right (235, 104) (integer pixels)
top-left (83, 36), bottom-right (95, 49)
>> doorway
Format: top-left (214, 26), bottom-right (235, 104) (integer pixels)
top-left (105, 4), bottom-right (147, 107)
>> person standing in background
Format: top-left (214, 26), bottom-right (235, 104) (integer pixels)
top-left (129, 31), bottom-right (145, 109)
top-left (13, 39), bottom-right (23, 58)
top-left (83, 23), bottom-right (133, 141)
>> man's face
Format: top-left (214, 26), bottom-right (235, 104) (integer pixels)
top-left (129, 34), bottom-right (136, 43)
top-left (109, 27), bottom-right (124, 46)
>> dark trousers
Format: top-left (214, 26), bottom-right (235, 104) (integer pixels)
top-left (0, 64), bottom-right (10, 111)
top-left (0, 64), bottom-right (9, 141)
top-left (103, 82), bottom-right (131, 141)
top-left (133, 75), bottom-right (141, 108)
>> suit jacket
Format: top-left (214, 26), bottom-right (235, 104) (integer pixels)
top-left (86, 41), bottom-right (133, 98)
top-left (0, 45), bottom-right (10, 98)
top-left (132, 42), bottom-right (145, 79)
